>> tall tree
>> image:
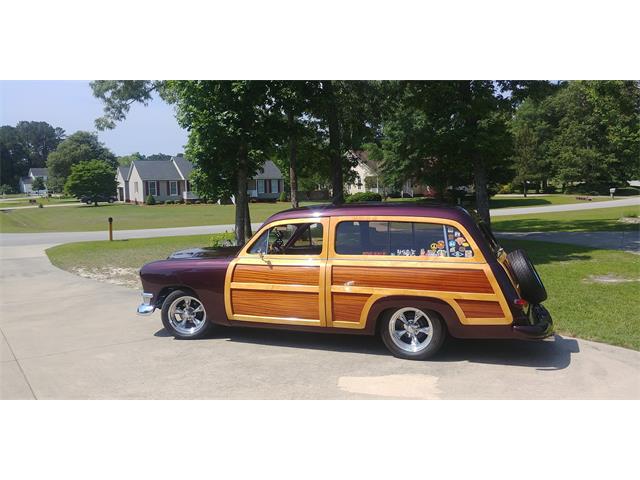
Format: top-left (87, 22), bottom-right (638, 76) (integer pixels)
top-left (0, 126), bottom-right (29, 188)
top-left (544, 80), bottom-right (640, 188)
top-left (15, 121), bottom-right (65, 167)
top-left (47, 131), bottom-right (117, 191)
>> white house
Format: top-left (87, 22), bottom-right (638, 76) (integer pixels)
top-left (346, 151), bottom-right (418, 197)
top-left (118, 156), bottom-right (284, 204)
top-left (19, 168), bottom-right (48, 194)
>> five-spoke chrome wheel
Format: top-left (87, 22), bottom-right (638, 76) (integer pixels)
top-left (388, 307), bottom-right (434, 353)
top-left (167, 295), bottom-right (207, 336)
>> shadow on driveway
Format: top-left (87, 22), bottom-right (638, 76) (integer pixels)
top-left (155, 327), bottom-right (579, 371)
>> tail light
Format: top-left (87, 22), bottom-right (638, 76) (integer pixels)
top-left (513, 298), bottom-right (528, 309)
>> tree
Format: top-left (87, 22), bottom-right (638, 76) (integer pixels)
top-left (544, 81), bottom-right (640, 188)
top-left (117, 152), bottom-right (144, 166)
top-left (64, 160), bottom-right (117, 206)
top-left (47, 131), bottom-right (117, 191)
top-left (0, 126), bottom-right (29, 189)
top-left (15, 121), bottom-right (65, 167)
top-left (32, 176), bottom-right (46, 191)
top-left (0, 121), bottom-right (65, 189)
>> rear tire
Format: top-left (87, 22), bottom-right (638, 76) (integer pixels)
top-left (506, 249), bottom-right (547, 304)
top-left (161, 289), bottom-right (212, 339)
top-left (380, 306), bottom-right (446, 360)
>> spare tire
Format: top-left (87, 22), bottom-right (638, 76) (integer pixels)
top-left (506, 249), bottom-right (547, 304)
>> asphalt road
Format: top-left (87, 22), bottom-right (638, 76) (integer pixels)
top-left (1, 242), bottom-right (639, 399)
top-left (1, 196), bottom-right (638, 247)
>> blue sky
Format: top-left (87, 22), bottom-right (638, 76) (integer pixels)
top-left (0, 81), bottom-right (188, 157)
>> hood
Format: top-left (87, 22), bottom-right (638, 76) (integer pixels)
top-left (168, 245), bottom-right (241, 260)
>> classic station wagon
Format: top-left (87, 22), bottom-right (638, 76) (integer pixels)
top-left (137, 203), bottom-right (552, 359)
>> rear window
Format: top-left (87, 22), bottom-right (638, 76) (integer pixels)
top-left (335, 221), bottom-right (474, 258)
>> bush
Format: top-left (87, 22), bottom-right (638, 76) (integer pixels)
top-left (614, 187), bottom-right (640, 196)
top-left (345, 192), bottom-right (383, 203)
top-left (146, 194), bottom-right (156, 205)
top-left (165, 200), bottom-right (174, 205)
top-left (279, 191), bottom-right (288, 202)
top-left (156, 200), bottom-right (165, 205)
top-left (206, 199), bottom-right (216, 204)
top-left (194, 200), bottom-right (201, 204)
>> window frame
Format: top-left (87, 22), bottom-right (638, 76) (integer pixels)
top-left (147, 181), bottom-right (157, 196)
top-left (240, 218), bottom-right (329, 259)
top-left (169, 181), bottom-right (178, 196)
top-left (329, 216), bottom-right (484, 263)
top-left (257, 179), bottom-right (265, 194)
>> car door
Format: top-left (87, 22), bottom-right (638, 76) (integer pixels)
top-left (224, 218), bottom-right (329, 327)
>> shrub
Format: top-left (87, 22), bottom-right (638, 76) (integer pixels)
top-left (165, 200), bottom-right (174, 205)
top-left (614, 187), bottom-right (640, 196)
top-left (345, 192), bottom-right (382, 203)
top-left (146, 194), bottom-right (156, 205)
top-left (156, 200), bottom-right (165, 205)
top-left (278, 191), bottom-right (288, 202)
top-left (206, 199), bottom-right (216, 204)
top-left (194, 200), bottom-right (201, 204)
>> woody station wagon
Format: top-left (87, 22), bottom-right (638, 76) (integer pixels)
top-left (137, 203), bottom-right (552, 359)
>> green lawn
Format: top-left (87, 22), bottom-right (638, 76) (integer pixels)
top-left (500, 239), bottom-right (640, 350)
top-left (0, 197), bottom-right (79, 208)
top-left (47, 235), bottom-right (640, 350)
top-left (493, 205), bottom-right (640, 232)
top-left (2, 195), bottom-right (638, 234)
top-left (488, 194), bottom-right (614, 209)
top-left (0, 201), bottom-right (320, 233)
top-left (46, 233), bottom-right (231, 288)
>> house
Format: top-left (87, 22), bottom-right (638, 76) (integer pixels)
top-left (118, 156), bottom-right (284, 204)
top-left (345, 151), bottom-right (421, 197)
top-left (19, 168), bottom-right (48, 194)
top-left (125, 156), bottom-right (194, 203)
top-left (247, 160), bottom-right (284, 200)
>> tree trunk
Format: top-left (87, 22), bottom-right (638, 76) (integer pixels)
top-left (235, 145), bottom-right (248, 246)
top-left (523, 181), bottom-right (527, 197)
top-left (325, 81), bottom-right (343, 204)
top-left (244, 199), bottom-right (252, 239)
top-left (473, 158), bottom-right (491, 226)
top-left (288, 109), bottom-right (299, 208)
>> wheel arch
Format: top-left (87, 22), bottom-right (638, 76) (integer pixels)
top-left (364, 295), bottom-right (460, 336)
top-left (155, 285), bottom-right (199, 308)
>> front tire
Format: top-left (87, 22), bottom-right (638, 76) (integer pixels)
top-left (380, 306), bottom-right (446, 360)
top-left (161, 290), bottom-right (211, 339)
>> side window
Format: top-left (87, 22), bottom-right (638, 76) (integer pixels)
top-left (335, 221), bottom-right (475, 258)
top-left (248, 223), bottom-right (323, 256)
top-left (444, 225), bottom-right (474, 258)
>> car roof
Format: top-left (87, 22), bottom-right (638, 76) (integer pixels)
top-left (265, 202), bottom-right (476, 224)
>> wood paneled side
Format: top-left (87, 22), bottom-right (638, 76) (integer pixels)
top-left (332, 293), bottom-right (370, 323)
top-left (332, 266), bottom-right (493, 294)
top-left (231, 290), bottom-right (319, 320)
top-left (456, 300), bottom-right (504, 318)
top-left (233, 264), bottom-right (319, 285)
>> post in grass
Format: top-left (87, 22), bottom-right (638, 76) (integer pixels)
top-left (108, 217), bottom-right (113, 241)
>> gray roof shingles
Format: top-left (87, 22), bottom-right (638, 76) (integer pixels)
top-left (29, 168), bottom-right (48, 177)
top-left (130, 160), bottom-right (183, 181)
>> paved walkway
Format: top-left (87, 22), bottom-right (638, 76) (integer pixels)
top-left (1, 243), bottom-right (638, 399)
top-left (490, 196), bottom-right (639, 217)
top-left (497, 230), bottom-right (640, 254)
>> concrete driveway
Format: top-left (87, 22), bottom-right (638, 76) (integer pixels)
top-left (1, 243), bottom-right (639, 399)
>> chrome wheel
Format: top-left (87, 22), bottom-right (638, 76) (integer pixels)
top-left (168, 296), bottom-right (207, 336)
top-left (388, 307), bottom-right (433, 353)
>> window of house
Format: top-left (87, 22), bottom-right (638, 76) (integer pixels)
top-left (335, 221), bottom-right (474, 258)
top-left (248, 223), bottom-right (323, 256)
top-left (148, 181), bottom-right (157, 196)
top-left (257, 179), bottom-right (265, 194)
top-left (134, 182), bottom-right (139, 193)
top-left (169, 181), bottom-right (178, 196)
top-left (271, 179), bottom-right (279, 193)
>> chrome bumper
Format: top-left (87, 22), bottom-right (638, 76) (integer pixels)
top-left (137, 292), bottom-right (155, 315)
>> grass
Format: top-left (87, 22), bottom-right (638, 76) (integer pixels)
top-left (0, 201), bottom-right (320, 233)
top-left (46, 234), bottom-right (640, 350)
top-left (0, 197), bottom-right (79, 208)
top-left (492, 205), bottom-right (640, 233)
top-left (500, 239), bottom-right (640, 351)
top-left (2, 195), bottom-right (638, 234)
top-left (488, 194), bottom-right (614, 209)
top-left (46, 233), bottom-right (231, 288)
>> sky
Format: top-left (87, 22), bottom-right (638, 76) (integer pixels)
top-left (0, 81), bottom-right (188, 157)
